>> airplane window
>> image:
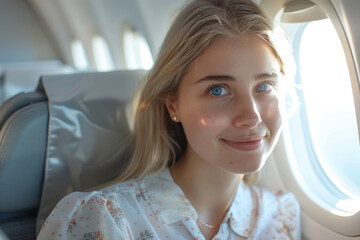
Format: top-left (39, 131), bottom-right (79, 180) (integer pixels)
top-left (71, 39), bottom-right (89, 70)
top-left (123, 24), bottom-right (153, 70)
top-left (92, 35), bottom-right (115, 71)
top-left (290, 19), bottom-right (360, 202)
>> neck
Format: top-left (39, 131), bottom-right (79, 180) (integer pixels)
top-left (170, 148), bottom-right (243, 227)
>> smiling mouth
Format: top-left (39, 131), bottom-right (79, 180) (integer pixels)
top-left (221, 136), bottom-right (264, 151)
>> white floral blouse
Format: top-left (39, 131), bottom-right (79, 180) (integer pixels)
top-left (37, 168), bottom-right (301, 240)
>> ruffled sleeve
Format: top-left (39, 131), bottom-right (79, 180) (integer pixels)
top-left (277, 192), bottom-right (301, 240)
top-left (37, 191), bottom-right (133, 240)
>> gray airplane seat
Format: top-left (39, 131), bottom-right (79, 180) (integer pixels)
top-left (0, 70), bottom-right (147, 239)
top-left (0, 91), bottom-right (48, 240)
top-left (0, 61), bottom-right (74, 103)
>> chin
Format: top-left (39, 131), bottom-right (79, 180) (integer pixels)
top-left (226, 155), bottom-right (268, 174)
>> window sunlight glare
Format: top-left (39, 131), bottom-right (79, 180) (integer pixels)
top-left (92, 35), bottom-right (115, 71)
top-left (71, 39), bottom-right (89, 70)
top-left (300, 19), bottom-right (360, 199)
top-left (123, 26), bottom-right (153, 70)
top-left (331, 199), bottom-right (360, 216)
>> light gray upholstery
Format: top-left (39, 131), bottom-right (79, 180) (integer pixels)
top-left (35, 70), bottom-right (146, 233)
top-left (0, 70), bottom-right (147, 239)
top-left (0, 92), bottom-right (48, 240)
top-left (0, 61), bottom-right (73, 103)
top-left (0, 228), bottom-right (9, 240)
top-left (0, 95), bottom-right (48, 211)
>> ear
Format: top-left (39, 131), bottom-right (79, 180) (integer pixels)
top-left (164, 92), bottom-right (179, 121)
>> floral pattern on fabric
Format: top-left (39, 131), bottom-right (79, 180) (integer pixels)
top-left (37, 168), bottom-right (301, 240)
top-left (81, 231), bottom-right (104, 240)
top-left (136, 230), bottom-right (155, 240)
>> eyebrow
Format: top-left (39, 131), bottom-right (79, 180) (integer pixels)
top-left (195, 75), bottom-right (235, 84)
top-left (254, 72), bottom-right (279, 80)
top-left (195, 72), bottom-right (279, 84)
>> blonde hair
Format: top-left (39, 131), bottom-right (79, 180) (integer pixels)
top-left (117, 0), bottom-right (291, 182)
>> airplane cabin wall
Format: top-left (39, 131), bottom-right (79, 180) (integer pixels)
top-left (134, 0), bottom-right (187, 57)
top-left (26, 0), bottom-right (185, 70)
top-left (259, 0), bottom-right (360, 239)
top-left (0, 0), bottom-right (59, 63)
top-left (86, 0), bottom-right (152, 69)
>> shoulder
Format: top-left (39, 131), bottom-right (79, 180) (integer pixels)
top-left (38, 179), bottom-right (142, 239)
top-left (101, 177), bottom-right (139, 194)
top-left (41, 191), bottom-right (123, 228)
top-left (251, 186), bottom-right (301, 239)
top-left (58, 178), bottom-right (140, 213)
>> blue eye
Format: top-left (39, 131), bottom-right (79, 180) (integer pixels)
top-left (256, 83), bottom-right (272, 92)
top-left (209, 86), bottom-right (228, 96)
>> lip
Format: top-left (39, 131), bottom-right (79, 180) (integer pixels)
top-left (221, 136), bottom-right (265, 151)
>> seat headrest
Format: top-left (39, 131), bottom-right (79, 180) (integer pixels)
top-left (36, 69), bottom-right (147, 233)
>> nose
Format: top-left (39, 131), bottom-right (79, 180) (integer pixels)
top-left (232, 95), bottom-right (262, 129)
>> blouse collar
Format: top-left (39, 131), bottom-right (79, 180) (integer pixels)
top-left (138, 167), bottom-right (256, 238)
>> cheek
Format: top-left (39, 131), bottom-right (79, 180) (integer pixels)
top-left (262, 100), bottom-right (283, 137)
top-left (179, 103), bottom-right (231, 139)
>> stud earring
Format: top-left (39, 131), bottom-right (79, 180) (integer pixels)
top-left (173, 115), bottom-right (177, 121)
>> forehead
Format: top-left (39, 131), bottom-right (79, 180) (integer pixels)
top-left (184, 35), bottom-right (280, 80)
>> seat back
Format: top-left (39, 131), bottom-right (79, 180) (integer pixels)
top-left (0, 91), bottom-right (48, 240)
top-left (0, 60), bottom-right (73, 103)
top-left (0, 70), bottom-right (146, 239)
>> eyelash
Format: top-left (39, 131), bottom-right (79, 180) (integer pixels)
top-left (206, 83), bottom-right (230, 97)
top-left (205, 81), bottom-right (278, 97)
top-left (256, 81), bottom-right (278, 92)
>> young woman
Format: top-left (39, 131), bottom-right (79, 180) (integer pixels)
top-left (37, 0), bottom-right (300, 239)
